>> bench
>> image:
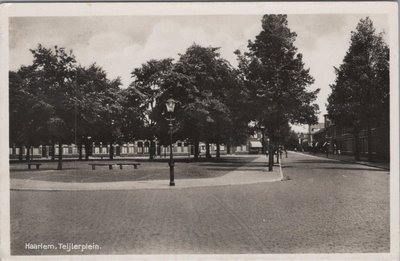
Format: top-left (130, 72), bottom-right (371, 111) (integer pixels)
top-left (88, 163), bottom-right (114, 170)
top-left (27, 163), bottom-right (42, 170)
top-left (88, 163), bottom-right (141, 170)
top-left (92, 156), bottom-right (105, 160)
top-left (116, 163), bottom-right (141, 169)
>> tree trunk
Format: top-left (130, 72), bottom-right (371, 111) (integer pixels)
top-left (149, 139), bottom-right (155, 160)
top-left (194, 140), bottom-right (200, 161)
top-left (276, 147), bottom-right (280, 164)
top-left (261, 133), bottom-right (265, 154)
top-left (18, 145), bottom-right (23, 161)
top-left (205, 142), bottom-right (212, 159)
top-left (353, 128), bottom-right (361, 161)
top-left (367, 123), bottom-right (373, 162)
top-left (227, 142), bottom-right (231, 155)
top-left (78, 143), bottom-right (83, 161)
top-left (109, 143), bottom-right (114, 160)
top-left (25, 145), bottom-right (30, 162)
top-left (57, 142), bottom-right (63, 170)
top-left (268, 144), bottom-right (274, 171)
top-left (51, 141), bottom-right (55, 161)
top-left (216, 142), bottom-right (220, 158)
top-left (85, 144), bottom-right (90, 161)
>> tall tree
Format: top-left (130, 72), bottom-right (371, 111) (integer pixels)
top-left (28, 45), bottom-right (79, 169)
top-left (128, 59), bottom-right (174, 160)
top-left (237, 15), bottom-right (319, 170)
top-left (9, 69), bottom-right (53, 161)
top-left (170, 44), bottom-right (240, 160)
top-left (75, 64), bottom-right (123, 160)
top-left (327, 17), bottom-right (389, 161)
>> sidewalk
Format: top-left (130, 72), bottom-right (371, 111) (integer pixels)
top-left (298, 151), bottom-right (390, 170)
top-left (10, 155), bottom-right (283, 191)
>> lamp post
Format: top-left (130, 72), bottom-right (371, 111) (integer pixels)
top-left (325, 134), bottom-right (329, 158)
top-left (165, 98), bottom-right (177, 186)
top-left (267, 137), bottom-right (273, 171)
top-left (260, 125), bottom-right (266, 155)
top-left (110, 119), bottom-right (115, 160)
top-left (324, 114), bottom-right (329, 158)
top-left (276, 129), bottom-right (280, 164)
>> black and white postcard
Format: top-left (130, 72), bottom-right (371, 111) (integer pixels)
top-left (0, 2), bottom-right (398, 260)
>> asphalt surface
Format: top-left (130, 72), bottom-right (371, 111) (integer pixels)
top-left (10, 152), bottom-right (390, 255)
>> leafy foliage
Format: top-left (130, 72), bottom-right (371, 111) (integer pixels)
top-left (236, 15), bottom-right (319, 137)
top-left (327, 17), bottom-right (389, 161)
top-left (327, 17), bottom-right (389, 128)
top-left (9, 45), bottom-right (125, 165)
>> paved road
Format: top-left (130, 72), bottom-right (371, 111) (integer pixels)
top-left (10, 152), bottom-right (389, 255)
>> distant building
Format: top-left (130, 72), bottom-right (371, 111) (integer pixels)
top-left (9, 132), bottom-right (267, 160)
top-left (307, 114), bottom-right (389, 161)
top-left (297, 123), bottom-right (325, 147)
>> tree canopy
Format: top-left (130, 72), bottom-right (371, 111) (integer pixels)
top-left (236, 15), bottom-right (319, 134)
top-left (327, 17), bottom-right (389, 127)
top-left (327, 17), bottom-right (389, 160)
top-left (236, 14), bottom-right (320, 169)
top-left (9, 45), bottom-right (125, 167)
top-left (11, 15), bottom-right (350, 167)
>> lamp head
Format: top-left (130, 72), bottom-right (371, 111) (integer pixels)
top-left (165, 98), bottom-right (176, 113)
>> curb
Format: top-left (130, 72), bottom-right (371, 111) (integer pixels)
top-left (10, 177), bottom-right (284, 192)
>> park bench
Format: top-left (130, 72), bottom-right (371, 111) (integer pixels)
top-left (116, 163), bottom-right (141, 169)
top-left (88, 163), bottom-right (114, 170)
top-left (92, 156), bottom-right (105, 160)
top-left (27, 163), bottom-right (42, 170)
top-left (88, 163), bottom-right (141, 170)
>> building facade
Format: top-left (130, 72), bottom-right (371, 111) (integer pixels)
top-left (9, 133), bottom-right (266, 160)
top-left (311, 124), bottom-right (389, 161)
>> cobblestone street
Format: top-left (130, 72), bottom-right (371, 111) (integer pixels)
top-left (10, 152), bottom-right (390, 254)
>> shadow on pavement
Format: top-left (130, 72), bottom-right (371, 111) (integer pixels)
top-left (10, 156), bottom-right (263, 183)
top-left (206, 167), bottom-right (269, 172)
top-left (314, 167), bottom-right (388, 172)
top-left (293, 160), bottom-right (352, 164)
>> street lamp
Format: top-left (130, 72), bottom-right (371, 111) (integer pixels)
top-left (260, 124), bottom-right (266, 155)
top-left (324, 133), bottom-right (330, 158)
top-left (324, 114), bottom-right (329, 158)
top-left (110, 119), bottom-right (115, 160)
top-left (165, 98), bottom-right (177, 186)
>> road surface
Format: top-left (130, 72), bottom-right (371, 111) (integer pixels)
top-left (10, 152), bottom-right (390, 254)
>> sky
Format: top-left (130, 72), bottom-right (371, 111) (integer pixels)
top-left (9, 14), bottom-right (389, 132)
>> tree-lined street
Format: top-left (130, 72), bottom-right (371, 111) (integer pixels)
top-left (8, 12), bottom-right (392, 257)
top-left (11, 152), bottom-right (389, 254)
